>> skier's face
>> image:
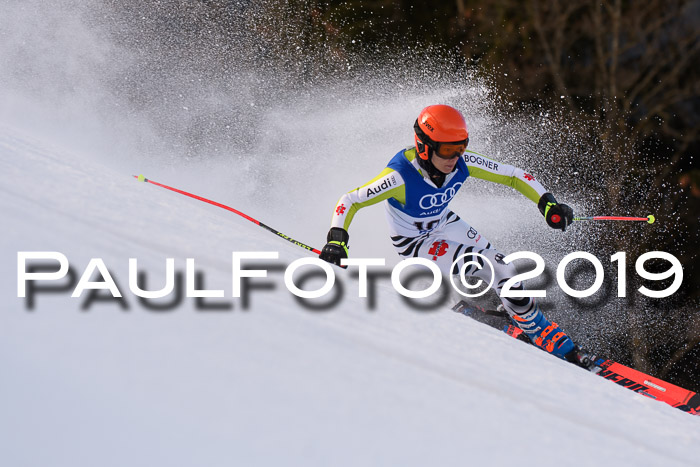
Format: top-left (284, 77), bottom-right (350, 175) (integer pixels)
top-left (430, 139), bottom-right (467, 174)
top-left (431, 152), bottom-right (459, 174)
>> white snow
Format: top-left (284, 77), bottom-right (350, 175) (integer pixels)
top-left (1, 122), bottom-right (698, 467)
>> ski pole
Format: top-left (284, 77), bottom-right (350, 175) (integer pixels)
top-left (574, 215), bottom-right (655, 224)
top-left (133, 174), bottom-right (322, 255)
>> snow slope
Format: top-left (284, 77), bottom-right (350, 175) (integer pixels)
top-left (1, 122), bottom-right (699, 467)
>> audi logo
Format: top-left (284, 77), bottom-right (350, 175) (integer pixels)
top-left (419, 182), bottom-right (463, 209)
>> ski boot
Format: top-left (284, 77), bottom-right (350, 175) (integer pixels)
top-left (564, 345), bottom-right (598, 371)
top-left (510, 306), bottom-right (576, 360)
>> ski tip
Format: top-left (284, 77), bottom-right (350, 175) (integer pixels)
top-left (137, 174), bottom-right (146, 182)
top-left (647, 214), bottom-right (655, 224)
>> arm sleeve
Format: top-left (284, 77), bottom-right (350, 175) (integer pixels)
top-left (330, 167), bottom-right (406, 231)
top-left (464, 150), bottom-right (547, 204)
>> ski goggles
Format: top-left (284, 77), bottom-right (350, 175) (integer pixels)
top-left (433, 139), bottom-right (469, 159)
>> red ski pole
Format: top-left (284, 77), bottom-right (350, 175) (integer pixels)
top-left (574, 215), bottom-right (656, 224)
top-left (134, 174), bottom-right (322, 255)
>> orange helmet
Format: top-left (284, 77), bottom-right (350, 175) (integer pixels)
top-left (414, 105), bottom-right (469, 160)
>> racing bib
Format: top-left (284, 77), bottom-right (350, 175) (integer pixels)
top-left (386, 149), bottom-right (469, 218)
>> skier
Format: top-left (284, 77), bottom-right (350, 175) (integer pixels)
top-left (319, 104), bottom-right (593, 367)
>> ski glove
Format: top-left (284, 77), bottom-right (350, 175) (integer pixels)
top-left (538, 193), bottom-right (573, 231)
top-left (319, 227), bottom-right (349, 266)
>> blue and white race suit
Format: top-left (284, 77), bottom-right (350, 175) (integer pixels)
top-left (329, 147), bottom-right (549, 318)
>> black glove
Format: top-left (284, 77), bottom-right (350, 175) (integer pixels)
top-left (538, 193), bottom-right (573, 231)
top-left (319, 227), bottom-right (349, 266)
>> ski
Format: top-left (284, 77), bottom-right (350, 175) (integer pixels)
top-left (593, 359), bottom-right (700, 415)
top-left (452, 300), bottom-right (700, 416)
